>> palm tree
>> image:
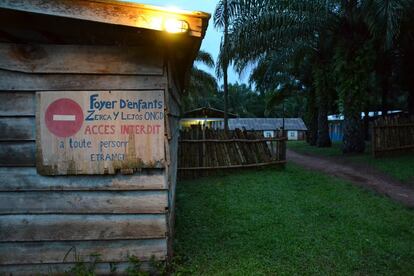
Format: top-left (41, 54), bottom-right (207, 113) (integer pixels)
top-left (398, 2), bottom-right (414, 114)
top-left (213, 0), bottom-right (411, 153)
top-left (228, 0), bottom-right (335, 146)
top-left (214, 0), bottom-right (231, 134)
top-left (184, 50), bottom-right (217, 111)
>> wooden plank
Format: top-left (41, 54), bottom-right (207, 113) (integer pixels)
top-left (374, 144), bottom-right (414, 153)
top-left (179, 138), bottom-right (287, 143)
top-left (0, 70), bottom-right (168, 91)
top-left (0, 0), bottom-right (209, 37)
top-left (0, 214), bottom-right (166, 241)
top-left (178, 160), bottom-right (287, 170)
top-left (0, 262), bottom-right (154, 275)
top-left (0, 92), bottom-right (35, 116)
top-left (166, 116), bottom-right (180, 257)
top-left (0, 141), bottom-right (35, 166)
top-left (0, 117), bottom-right (35, 141)
top-left (0, 43), bottom-right (163, 75)
top-left (0, 191), bottom-right (168, 214)
top-left (0, 239), bottom-right (166, 265)
top-left (0, 167), bottom-right (167, 191)
top-left (374, 123), bottom-right (414, 128)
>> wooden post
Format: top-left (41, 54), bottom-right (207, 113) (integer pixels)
top-left (372, 126), bottom-right (377, 158)
top-left (202, 121), bottom-right (206, 168)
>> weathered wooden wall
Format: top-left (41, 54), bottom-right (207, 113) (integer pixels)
top-left (0, 42), bottom-right (178, 274)
top-left (164, 62), bottom-right (182, 257)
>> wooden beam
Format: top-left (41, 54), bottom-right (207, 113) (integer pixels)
top-left (0, 70), bottom-right (168, 91)
top-left (0, 214), bottom-right (167, 241)
top-left (178, 160), bottom-right (287, 170)
top-left (0, 117), bottom-right (35, 141)
top-left (0, 43), bottom-right (163, 75)
top-left (0, 142), bottom-right (35, 166)
top-left (179, 138), bottom-right (288, 143)
top-left (373, 124), bottom-right (414, 128)
top-left (0, 167), bottom-right (167, 191)
top-left (374, 144), bottom-right (414, 153)
top-left (0, 262), bottom-right (155, 274)
top-left (0, 239), bottom-right (167, 265)
top-left (0, 191), bottom-right (168, 214)
top-left (0, 0), bottom-right (209, 37)
top-left (0, 92), bottom-right (35, 116)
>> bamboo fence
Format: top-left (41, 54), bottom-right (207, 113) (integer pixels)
top-left (178, 126), bottom-right (286, 179)
top-left (372, 114), bottom-right (414, 157)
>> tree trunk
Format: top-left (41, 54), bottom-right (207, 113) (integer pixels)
top-left (316, 98), bottom-right (331, 147)
top-left (223, 66), bottom-right (229, 134)
top-left (310, 109), bottom-right (318, 145)
top-left (363, 107), bottom-right (370, 141)
top-left (223, 0), bottom-right (229, 135)
top-left (406, 48), bottom-right (414, 115)
top-left (306, 89), bottom-right (318, 145)
top-left (408, 71), bottom-right (414, 114)
top-left (379, 59), bottom-right (391, 116)
top-left (409, 90), bottom-right (414, 115)
top-left (342, 110), bottom-right (365, 154)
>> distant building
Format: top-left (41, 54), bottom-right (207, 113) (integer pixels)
top-left (228, 118), bottom-right (308, 140)
top-left (180, 108), bottom-right (308, 140)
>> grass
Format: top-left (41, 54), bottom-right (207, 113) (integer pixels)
top-left (173, 166), bottom-right (414, 275)
top-left (288, 141), bottom-right (414, 183)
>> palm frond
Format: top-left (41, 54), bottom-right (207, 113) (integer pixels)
top-left (363, 0), bottom-right (409, 49)
top-left (195, 50), bottom-right (215, 68)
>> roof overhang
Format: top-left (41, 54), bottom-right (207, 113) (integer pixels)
top-left (0, 0), bottom-right (210, 93)
top-left (0, 0), bottom-right (210, 38)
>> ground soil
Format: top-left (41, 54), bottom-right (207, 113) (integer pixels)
top-left (287, 149), bottom-right (414, 208)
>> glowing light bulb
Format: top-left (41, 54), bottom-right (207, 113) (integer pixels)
top-left (164, 18), bottom-right (189, 33)
top-left (149, 17), bottom-right (163, 30)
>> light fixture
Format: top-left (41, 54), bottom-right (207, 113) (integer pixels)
top-left (164, 18), bottom-right (189, 33)
top-left (149, 16), bottom-right (163, 31)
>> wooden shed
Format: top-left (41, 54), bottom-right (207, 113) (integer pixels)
top-left (0, 0), bottom-right (209, 273)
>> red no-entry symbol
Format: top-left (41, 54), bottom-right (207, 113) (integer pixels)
top-left (45, 98), bottom-right (84, 137)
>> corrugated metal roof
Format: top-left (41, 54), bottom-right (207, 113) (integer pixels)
top-left (228, 118), bottom-right (307, 131)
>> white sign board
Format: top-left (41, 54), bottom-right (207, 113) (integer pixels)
top-left (36, 90), bottom-right (165, 175)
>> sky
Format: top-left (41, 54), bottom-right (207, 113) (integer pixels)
top-left (127, 0), bottom-right (247, 84)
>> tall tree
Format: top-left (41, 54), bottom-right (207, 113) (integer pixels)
top-left (184, 50), bottom-right (217, 111)
top-left (214, 0), bottom-right (232, 134)
top-left (214, 0), bottom-right (411, 153)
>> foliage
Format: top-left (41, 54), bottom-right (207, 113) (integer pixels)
top-left (64, 253), bottom-right (165, 276)
top-left (226, 83), bottom-right (262, 117)
top-left (187, 1), bottom-right (414, 153)
top-left (66, 252), bottom-right (101, 276)
top-left (212, 0), bottom-right (414, 153)
top-left (125, 256), bottom-right (148, 276)
top-left (174, 166), bottom-right (414, 274)
top-left (183, 50), bottom-right (218, 111)
top-left (334, 39), bottom-right (377, 152)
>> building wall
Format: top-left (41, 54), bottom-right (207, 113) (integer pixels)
top-left (0, 42), bottom-right (175, 273)
top-left (329, 121), bottom-right (344, 142)
top-left (256, 130), bottom-right (306, 140)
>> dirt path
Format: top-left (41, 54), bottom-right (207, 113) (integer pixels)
top-left (287, 149), bottom-right (414, 208)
